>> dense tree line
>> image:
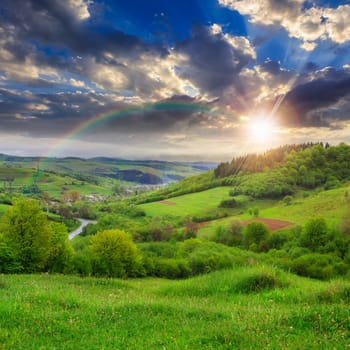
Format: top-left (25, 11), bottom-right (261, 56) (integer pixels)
top-left (214, 143), bottom-right (322, 178)
top-left (222, 143), bottom-right (350, 198)
top-left (1, 196), bottom-right (350, 280)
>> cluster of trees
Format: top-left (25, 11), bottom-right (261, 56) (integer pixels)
top-left (212, 216), bottom-right (350, 280)
top-left (214, 143), bottom-right (321, 178)
top-left (222, 143), bottom-right (350, 199)
top-left (136, 143), bottom-right (347, 205)
top-left (0, 199), bottom-right (142, 277)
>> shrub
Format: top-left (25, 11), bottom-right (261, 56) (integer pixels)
top-left (72, 253), bottom-right (92, 276)
top-left (212, 220), bottom-right (243, 246)
top-left (0, 234), bottom-right (22, 273)
top-left (282, 195), bottom-right (293, 206)
top-left (236, 271), bottom-right (283, 293)
top-left (291, 253), bottom-right (348, 280)
top-left (219, 198), bottom-right (238, 208)
top-left (47, 222), bottom-right (75, 273)
top-left (243, 222), bottom-right (270, 252)
top-left (300, 218), bottom-right (329, 251)
top-left (89, 229), bottom-right (144, 278)
top-left (268, 230), bottom-right (291, 250)
top-left (153, 258), bottom-right (191, 279)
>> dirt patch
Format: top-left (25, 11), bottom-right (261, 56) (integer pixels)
top-left (196, 221), bottom-right (210, 228)
top-left (242, 218), bottom-right (294, 231)
top-left (160, 200), bottom-right (177, 206)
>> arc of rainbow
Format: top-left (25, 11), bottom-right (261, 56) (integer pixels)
top-left (37, 101), bottom-right (237, 171)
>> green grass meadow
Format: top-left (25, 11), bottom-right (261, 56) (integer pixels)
top-left (0, 266), bottom-right (349, 349)
top-left (139, 186), bottom-right (232, 217)
top-left (194, 186), bottom-right (348, 239)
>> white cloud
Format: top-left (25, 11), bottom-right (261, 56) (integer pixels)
top-left (219, 0), bottom-right (350, 50)
top-left (69, 78), bottom-right (86, 87)
top-left (66, 0), bottom-right (91, 21)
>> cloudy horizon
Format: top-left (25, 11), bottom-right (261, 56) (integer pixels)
top-left (1, 0), bottom-right (350, 161)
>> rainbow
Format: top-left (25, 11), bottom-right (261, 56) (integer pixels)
top-left (38, 100), bottom-right (233, 170)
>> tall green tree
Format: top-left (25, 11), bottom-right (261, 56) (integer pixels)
top-left (300, 218), bottom-right (329, 251)
top-left (0, 198), bottom-right (53, 272)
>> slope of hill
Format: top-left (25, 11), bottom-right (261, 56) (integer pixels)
top-left (0, 165), bottom-right (113, 198)
top-left (1, 267), bottom-right (349, 349)
top-left (135, 143), bottom-right (350, 203)
top-left (0, 154), bottom-right (216, 185)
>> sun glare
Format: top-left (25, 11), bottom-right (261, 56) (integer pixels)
top-left (249, 118), bottom-right (275, 142)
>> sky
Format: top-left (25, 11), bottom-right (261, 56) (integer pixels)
top-left (0, 0), bottom-right (350, 161)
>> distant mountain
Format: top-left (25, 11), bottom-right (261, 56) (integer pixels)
top-left (0, 154), bottom-right (217, 185)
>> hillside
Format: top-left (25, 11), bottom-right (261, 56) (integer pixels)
top-left (1, 267), bottom-right (349, 349)
top-left (0, 165), bottom-right (113, 199)
top-left (0, 154), bottom-right (215, 185)
top-left (135, 142), bottom-right (350, 203)
top-left (1, 143), bottom-right (350, 349)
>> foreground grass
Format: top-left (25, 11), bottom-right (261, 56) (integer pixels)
top-left (0, 266), bottom-right (349, 349)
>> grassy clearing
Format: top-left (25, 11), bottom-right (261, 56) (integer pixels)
top-left (261, 186), bottom-right (348, 227)
top-left (0, 266), bottom-right (349, 349)
top-left (139, 186), bottom-right (232, 217)
top-left (198, 185), bottom-right (349, 239)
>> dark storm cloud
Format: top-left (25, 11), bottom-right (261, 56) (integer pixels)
top-left (176, 25), bottom-right (254, 96)
top-left (0, 0), bottom-right (162, 58)
top-left (281, 69), bottom-right (350, 127)
top-left (90, 95), bottom-right (216, 135)
top-left (0, 88), bottom-right (215, 138)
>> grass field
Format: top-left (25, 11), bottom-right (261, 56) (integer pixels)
top-left (198, 186), bottom-right (349, 239)
top-left (138, 182), bottom-right (349, 239)
top-left (0, 266), bottom-right (349, 349)
top-left (0, 165), bottom-right (113, 198)
top-left (139, 187), bottom-right (232, 217)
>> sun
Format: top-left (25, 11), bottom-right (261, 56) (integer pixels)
top-left (249, 118), bottom-right (275, 142)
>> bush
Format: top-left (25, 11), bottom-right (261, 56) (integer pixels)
top-left (236, 271), bottom-right (284, 293)
top-left (72, 253), bottom-right (92, 276)
top-left (282, 195), bottom-right (293, 206)
top-left (219, 198), bottom-right (238, 208)
top-left (268, 230), bottom-right (291, 250)
top-left (212, 220), bottom-right (243, 246)
top-left (153, 258), bottom-right (191, 279)
top-left (243, 222), bottom-right (270, 252)
top-left (89, 229), bottom-right (144, 278)
top-left (291, 253), bottom-right (347, 280)
top-left (47, 222), bottom-right (75, 273)
top-left (300, 218), bottom-right (329, 251)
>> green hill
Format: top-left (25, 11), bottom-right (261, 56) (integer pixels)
top-left (0, 165), bottom-right (113, 199)
top-left (1, 267), bottom-right (349, 349)
top-left (136, 142), bottom-right (350, 204)
top-left (1, 143), bottom-right (350, 349)
top-left (0, 154), bottom-right (215, 185)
